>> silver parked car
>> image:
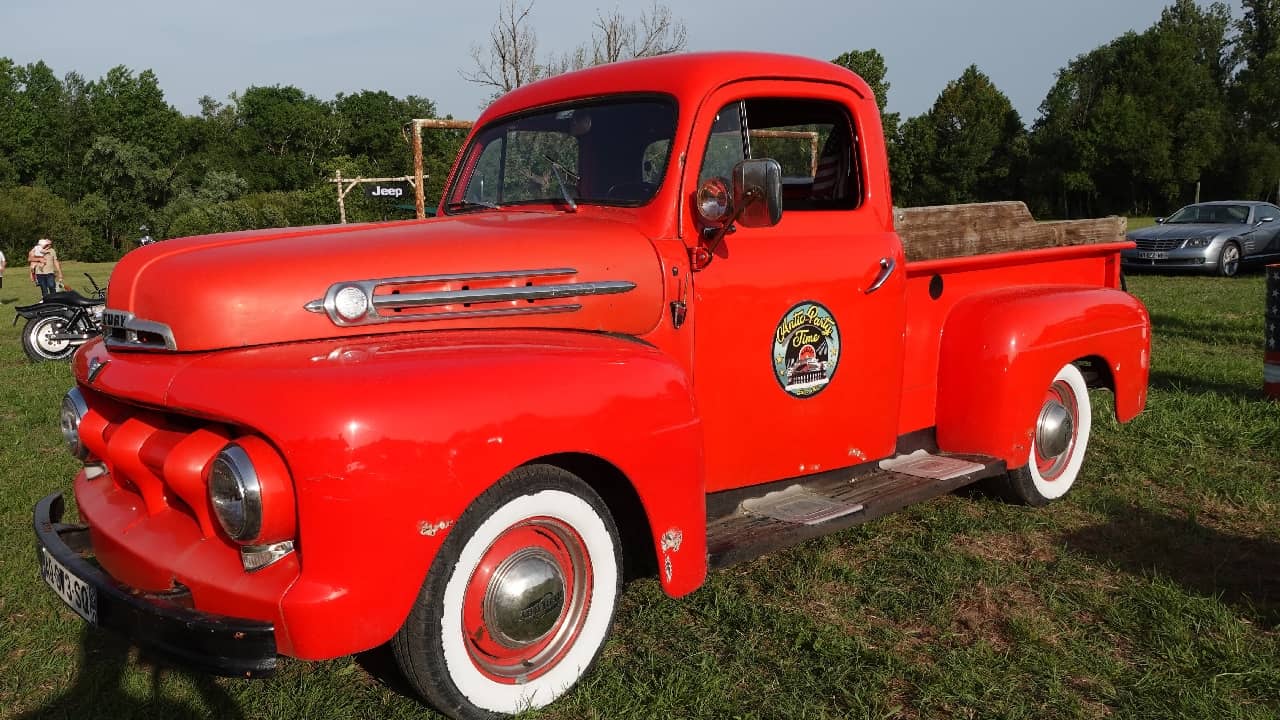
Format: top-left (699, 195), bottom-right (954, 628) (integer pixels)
top-left (1122, 201), bottom-right (1280, 277)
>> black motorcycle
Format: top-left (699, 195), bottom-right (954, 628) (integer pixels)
top-left (13, 273), bottom-right (106, 361)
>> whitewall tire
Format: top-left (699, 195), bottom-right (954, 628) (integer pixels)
top-left (393, 465), bottom-right (621, 719)
top-left (1000, 363), bottom-right (1092, 506)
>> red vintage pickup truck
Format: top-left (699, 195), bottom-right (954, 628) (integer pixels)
top-left (34, 52), bottom-right (1149, 719)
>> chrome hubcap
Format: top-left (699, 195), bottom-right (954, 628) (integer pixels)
top-left (483, 548), bottom-right (567, 648)
top-left (1037, 399), bottom-right (1074, 459)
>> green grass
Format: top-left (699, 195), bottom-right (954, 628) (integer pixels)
top-left (2, 262), bottom-right (1279, 719)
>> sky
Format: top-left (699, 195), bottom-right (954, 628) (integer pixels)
top-left (0, 0), bottom-right (1248, 125)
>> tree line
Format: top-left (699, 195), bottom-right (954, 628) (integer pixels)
top-left (0, 0), bottom-right (1275, 268)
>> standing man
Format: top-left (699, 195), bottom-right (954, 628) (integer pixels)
top-left (31, 238), bottom-right (62, 297)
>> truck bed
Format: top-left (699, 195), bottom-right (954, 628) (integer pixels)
top-left (896, 201), bottom-right (1126, 262)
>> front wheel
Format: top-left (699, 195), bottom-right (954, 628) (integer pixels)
top-left (22, 316), bottom-right (75, 361)
top-left (1218, 241), bottom-right (1241, 278)
top-left (392, 465), bottom-right (621, 719)
top-left (997, 363), bottom-right (1092, 507)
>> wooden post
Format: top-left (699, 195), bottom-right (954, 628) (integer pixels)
top-left (1195, 180), bottom-right (1201, 204)
top-left (412, 121), bottom-right (425, 220)
top-left (336, 169), bottom-right (346, 224)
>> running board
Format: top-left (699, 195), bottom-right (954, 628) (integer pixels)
top-left (706, 453), bottom-right (1005, 569)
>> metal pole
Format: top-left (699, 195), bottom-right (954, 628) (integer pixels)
top-left (1195, 181), bottom-right (1201, 204)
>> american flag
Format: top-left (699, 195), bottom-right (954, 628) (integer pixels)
top-left (811, 133), bottom-right (850, 200)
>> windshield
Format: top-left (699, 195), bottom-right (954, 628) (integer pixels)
top-left (446, 97), bottom-right (677, 212)
top-left (1165, 204), bottom-right (1251, 224)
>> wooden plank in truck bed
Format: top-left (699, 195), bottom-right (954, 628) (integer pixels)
top-left (895, 201), bottom-right (1127, 263)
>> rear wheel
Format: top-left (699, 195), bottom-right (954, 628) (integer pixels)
top-left (22, 316), bottom-right (74, 361)
top-left (997, 363), bottom-right (1091, 506)
top-left (393, 465), bottom-right (621, 719)
top-left (1218, 241), bottom-right (1241, 277)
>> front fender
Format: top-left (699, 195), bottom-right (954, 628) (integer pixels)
top-left (935, 285), bottom-right (1150, 466)
top-left (163, 329), bottom-right (705, 660)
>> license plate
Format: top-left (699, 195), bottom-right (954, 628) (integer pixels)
top-left (1137, 251), bottom-right (1168, 260)
top-left (40, 547), bottom-right (98, 625)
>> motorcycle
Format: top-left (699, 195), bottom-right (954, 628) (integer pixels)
top-left (13, 273), bottom-right (107, 362)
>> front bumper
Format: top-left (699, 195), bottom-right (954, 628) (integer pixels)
top-left (1120, 246), bottom-right (1217, 272)
top-left (33, 492), bottom-right (278, 678)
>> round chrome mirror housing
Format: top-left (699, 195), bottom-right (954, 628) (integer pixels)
top-left (695, 177), bottom-right (733, 226)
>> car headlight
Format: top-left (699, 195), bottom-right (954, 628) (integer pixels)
top-left (60, 388), bottom-right (89, 461)
top-left (207, 437), bottom-right (296, 547)
top-left (208, 444), bottom-right (262, 541)
top-left (1185, 237), bottom-right (1212, 248)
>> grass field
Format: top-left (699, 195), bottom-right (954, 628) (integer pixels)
top-left (1, 254), bottom-right (1278, 719)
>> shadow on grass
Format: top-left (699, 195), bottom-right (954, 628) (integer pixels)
top-left (354, 642), bottom-right (418, 699)
top-left (1061, 504), bottom-right (1280, 627)
top-left (1147, 311), bottom-right (1263, 348)
top-left (1147, 368), bottom-right (1264, 403)
top-left (15, 626), bottom-right (245, 719)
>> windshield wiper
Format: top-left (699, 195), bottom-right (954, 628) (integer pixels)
top-left (543, 155), bottom-right (578, 213)
top-left (445, 200), bottom-right (502, 213)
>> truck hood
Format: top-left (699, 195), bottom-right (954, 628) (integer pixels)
top-left (1127, 223), bottom-right (1241, 241)
top-left (105, 213), bottom-right (666, 352)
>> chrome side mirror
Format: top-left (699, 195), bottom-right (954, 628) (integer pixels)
top-left (1259, 216), bottom-right (1275, 224)
top-left (1155, 217), bottom-right (1166, 224)
top-left (732, 159), bottom-right (783, 228)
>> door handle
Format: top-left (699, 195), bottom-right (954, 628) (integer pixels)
top-left (865, 257), bottom-right (896, 294)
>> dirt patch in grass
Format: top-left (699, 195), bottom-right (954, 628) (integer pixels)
top-left (952, 530), bottom-right (1059, 565)
top-left (946, 582), bottom-right (1047, 651)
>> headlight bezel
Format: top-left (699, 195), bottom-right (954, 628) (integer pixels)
top-left (208, 444), bottom-right (263, 542)
top-left (60, 388), bottom-right (90, 461)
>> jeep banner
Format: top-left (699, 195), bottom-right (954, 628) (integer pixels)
top-left (365, 182), bottom-right (409, 199)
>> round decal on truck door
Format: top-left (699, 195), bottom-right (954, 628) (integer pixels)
top-left (773, 302), bottom-right (841, 398)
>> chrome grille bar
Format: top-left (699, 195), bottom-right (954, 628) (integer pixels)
top-left (374, 281), bottom-right (635, 310)
top-left (305, 268), bottom-right (636, 327)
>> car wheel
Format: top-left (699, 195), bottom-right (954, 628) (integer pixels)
top-left (22, 316), bottom-right (74, 361)
top-left (1218, 241), bottom-right (1241, 277)
top-left (392, 464), bottom-right (621, 720)
top-left (996, 363), bottom-right (1092, 507)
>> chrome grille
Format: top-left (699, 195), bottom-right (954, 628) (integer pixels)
top-left (1134, 237), bottom-right (1185, 252)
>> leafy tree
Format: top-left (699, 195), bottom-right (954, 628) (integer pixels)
top-left (896, 66), bottom-right (1026, 206)
top-left (1228, 0), bottom-right (1280, 200)
top-left (1029, 0), bottom-right (1233, 215)
top-left (80, 135), bottom-right (169, 250)
top-left (87, 66), bottom-right (183, 164)
top-left (0, 184), bottom-right (93, 265)
top-left (231, 85), bottom-right (342, 191)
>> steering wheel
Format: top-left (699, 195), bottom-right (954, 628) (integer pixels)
top-left (605, 181), bottom-right (658, 202)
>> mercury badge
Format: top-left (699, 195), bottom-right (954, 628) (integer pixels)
top-left (773, 302), bottom-right (841, 398)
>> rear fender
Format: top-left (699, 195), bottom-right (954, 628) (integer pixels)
top-left (935, 286), bottom-right (1150, 466)
top-left (161, 330), bottom-right (706, 659)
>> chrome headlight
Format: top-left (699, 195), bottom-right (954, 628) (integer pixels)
top-left (208, 444), bottom-right (262, 541)
top-left (1185, 237), bottom-right (1212, 248)
top-left (60, 388), bottom-right (89, 460)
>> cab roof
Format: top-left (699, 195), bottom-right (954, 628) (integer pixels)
top-left (478, 51), bottom-right (873, 126)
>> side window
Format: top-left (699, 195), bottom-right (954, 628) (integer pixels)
top-left (698, 102), bottom-right (747, 184)
top-left (642, 139), bottom-right (670, 184)
top-left (697, 97), bottom-right (862, 211)
top-left (746, 98), bottom-right (861, 211)
top-left (1264, 204), bottom-right (1280, 221)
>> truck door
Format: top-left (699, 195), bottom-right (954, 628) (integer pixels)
top-left (686, 82), bottom-right (907, 492)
